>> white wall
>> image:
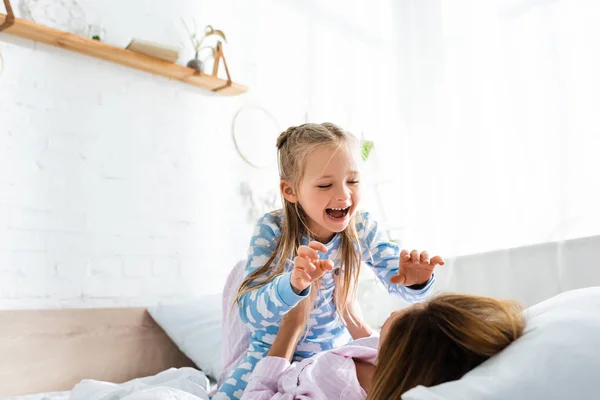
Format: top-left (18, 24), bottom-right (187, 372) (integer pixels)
top-left (0, 0), bottom-right (281, 309)
top-left (0, 0), bottom-right (400, 309)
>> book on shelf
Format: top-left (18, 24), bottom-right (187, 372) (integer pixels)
top-left (125, 39), bottom-right (180, 63)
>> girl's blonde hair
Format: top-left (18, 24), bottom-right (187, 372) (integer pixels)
top-left (367, 293), bottom-right (526, 399)
top-left (235, 122), bottom-right (362, 318)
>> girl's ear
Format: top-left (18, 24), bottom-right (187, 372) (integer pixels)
top-left (280, 180), bottom-right (297, 203)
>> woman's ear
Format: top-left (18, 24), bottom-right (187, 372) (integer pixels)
top-left (280, 180), bottom-right (297, 203)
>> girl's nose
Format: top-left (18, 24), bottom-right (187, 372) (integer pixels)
top-left (336, 185), bottom-right (351, 201)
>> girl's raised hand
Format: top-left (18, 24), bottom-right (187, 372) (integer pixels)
top-left (291, 241), bottom-right (334, 294)
top-left (390, 250), bottom-right (444, 286)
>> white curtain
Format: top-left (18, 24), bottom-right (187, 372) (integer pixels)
top-left (246, 0), bottom-right (401, 220)
top-left (372, 0), bottom-right (600, 257)
top-left (249, 0), bottom-right (600, 259)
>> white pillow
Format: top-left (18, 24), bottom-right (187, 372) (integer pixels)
top-left (148, 294), bottom-right (223, 380)
top-left (403, 286), bottom-right (600, 400)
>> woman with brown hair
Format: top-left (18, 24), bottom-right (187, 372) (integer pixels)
top-left (241, 289), bottom-right (525, 399)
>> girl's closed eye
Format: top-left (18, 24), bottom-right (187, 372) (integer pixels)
top-left (317, 184), bottom-right (332, 189)
top-left (348, 180), bottom-right (360, 185)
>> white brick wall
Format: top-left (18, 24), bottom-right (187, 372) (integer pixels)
top-left (0, 0), bottom-right (296, 309)
top-left (0, 0), bottom-right (386, 309)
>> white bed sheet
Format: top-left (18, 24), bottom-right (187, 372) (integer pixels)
top-left (1, 369), bottom-right (217, 400)
top-left (1, 391), bottom-right (70, 400)
top-left (71, 367), bottom-right (209, 400)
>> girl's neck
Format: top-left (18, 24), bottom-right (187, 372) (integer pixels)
top-left (306, 222), bottom-right (336, 244)
top-left (313, 232), bottom-right (335, 244)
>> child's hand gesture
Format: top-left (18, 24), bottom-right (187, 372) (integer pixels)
top-left (291, 241), bottom-right (334, 294)
top-left (390, 250), bottom-right (445, 287)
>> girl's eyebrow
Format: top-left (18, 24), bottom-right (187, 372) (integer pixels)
top-left (316, 171), bottom-right (360, 179)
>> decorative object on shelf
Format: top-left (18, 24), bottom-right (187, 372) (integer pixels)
top-left (22, 0), bottom-right (87, 36)
top-left (0, 0), bottom-right (14, 31)
top-left (0, 0), bottom-right (246, 94)
top-left (182, 20), bottom-right (226, 74)
top-left (126, 39), bottom-right (180, 63)
top-left (87, 23), bottom-right (104, 41)
top-left (232, 104), bottom-right (281, 169)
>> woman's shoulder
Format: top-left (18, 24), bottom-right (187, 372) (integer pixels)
top-left (330, 336), bottom-right (380, 358)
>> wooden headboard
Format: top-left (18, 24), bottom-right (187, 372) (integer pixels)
top-left (0, 307), bottom-right (196, 397)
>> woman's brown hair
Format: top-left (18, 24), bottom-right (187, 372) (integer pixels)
top-left (368, 293), bottom-right (525, 399)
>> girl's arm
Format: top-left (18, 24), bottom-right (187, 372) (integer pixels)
top-left (358, 212), bottom-right (436, 303)
top-left (238, 213), bottom-right (309, 330)
top-left (267, 300), bottom-right (309, 358)
top-left (334, 271), bottom-right (374, 340)
top-left (241, 299), bottom-right (310, 400)
top-left (340, 301), bottom-right (373, 340)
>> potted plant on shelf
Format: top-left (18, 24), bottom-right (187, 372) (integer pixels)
top-left (182, 20), bottom-right (227, 73)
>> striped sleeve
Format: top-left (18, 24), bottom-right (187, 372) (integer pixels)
top-left (238, 213), bottom-right (309, 330)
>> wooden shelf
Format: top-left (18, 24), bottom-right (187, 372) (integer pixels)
top-left (0, 13), bottom-right (247, 95)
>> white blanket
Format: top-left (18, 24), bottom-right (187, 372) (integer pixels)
top-left (69, 368), bottom-right (210, 400)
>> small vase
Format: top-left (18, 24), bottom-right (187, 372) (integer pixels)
top-left (187, 58), bottom-right (204, 73)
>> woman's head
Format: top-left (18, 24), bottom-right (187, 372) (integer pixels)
top-left (277, 122), bottom-right (362, 242)
top-left (368, 293), bottom-right (525, 399)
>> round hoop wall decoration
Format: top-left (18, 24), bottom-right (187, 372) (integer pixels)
top-left (232, 105), bottom-right (281, 169)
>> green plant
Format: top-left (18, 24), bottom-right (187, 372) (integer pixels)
top-left (87, 24), bottom-right (104, 42)
top-left (182, 20), bottom-right (227, 59)
top-left (361, 140), bottom-right (374, 161)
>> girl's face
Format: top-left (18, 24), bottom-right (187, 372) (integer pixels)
top-left (287, 145), bottom-right (362, 243)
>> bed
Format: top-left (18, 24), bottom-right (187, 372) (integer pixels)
top-left (0, 307), bottom-right (195, 399)
top-left (1, 276), bottom-right (598, 400)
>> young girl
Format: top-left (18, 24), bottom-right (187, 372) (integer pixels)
top-left (214, 122), bottom-right (444, 400)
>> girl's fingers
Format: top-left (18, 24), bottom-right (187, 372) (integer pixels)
top-left (420, 251), bottom-right (430, 264)
top-left (298, 270), bottom-right (312, 282)
top-left (400, 249), bottom-right (411, 261)
top-left (410, 249), bottom-right (420, 264)
top-left (430, 255), bottom-right (445, 266)
top-left (298, 245), bottom-right (319, 262)
top-left (317, 259), bottom-right (334, 272)
top-left (294, 263), bottom-right (312, 282)
top-left (308, 241), bottom-right (328, 253)
top-left (390, 271), bottom-right (407, 285)
top-left (294, 256), bottom-right (315, 273)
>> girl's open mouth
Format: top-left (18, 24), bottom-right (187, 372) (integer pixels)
top-left (325, 206), bottom-right (350, 219)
